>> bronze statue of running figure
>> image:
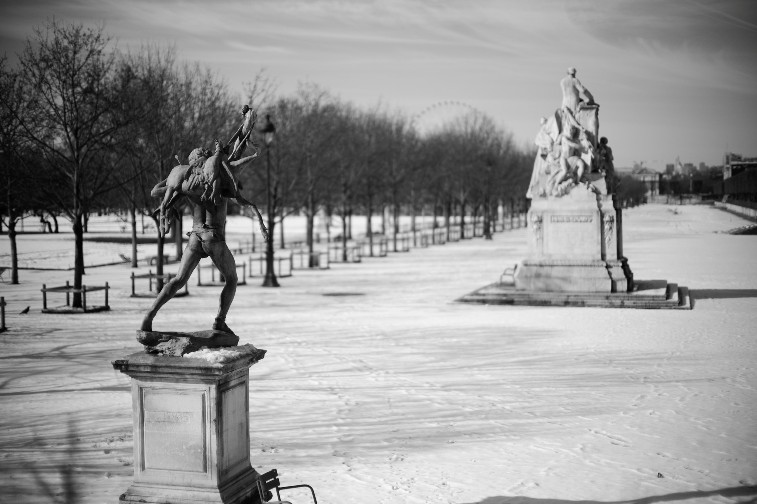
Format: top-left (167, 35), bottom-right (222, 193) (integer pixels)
top-left (141, 105), bottom-right (267, 334)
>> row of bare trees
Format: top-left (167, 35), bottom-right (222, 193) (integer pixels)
top-left (250, 86), bottom-right (534, 265)
top-left (1, 20), bottom-right (534, 298)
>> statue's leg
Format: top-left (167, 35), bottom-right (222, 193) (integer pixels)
top-left (140, 236), bottom-right (203, 332)
top-left (207, 241), bottom-right (237, 333)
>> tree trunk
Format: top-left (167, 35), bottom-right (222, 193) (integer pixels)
top-left (483, 197), bottom-right (492, 240)
top-left (72, 213), bottom-right (85, 308)
top-left (410, 190), bottom-right (417, 247)
top-left (347, 209), bottom-right (353, 240)
top-left (459, 200), bottom-right (466, 238)
top-left (263, 209), bottom-right (279, 286)
top-left (366, 196), bottom-right (374, 257)
top-left (392, 202), bottom-right (399, 252)
top-left (130, 205), bottom-right (138, 268)
top-left (306, 194), bottom-right (316, 267)
top-left (432, 202), bottom-right (439, 244)
top-left (341, 210), bottom-right (348, 262)
top-left (8, 223), bottom-right (19, 284)
top-left (279, 211), bottom-right (285, 249)
top-left (444, 199), bottom-right (451, 241)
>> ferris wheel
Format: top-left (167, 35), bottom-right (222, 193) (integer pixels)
top-left (411, 100), bottom-right (486, 137)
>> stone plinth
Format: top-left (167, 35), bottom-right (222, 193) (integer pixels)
top-left (515, 183), bottom-right (631, 293)
top-left (112, 347), bottom-right (265, 504)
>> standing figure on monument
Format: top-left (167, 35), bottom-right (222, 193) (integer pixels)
top-left (597, 136), bottom-right (616, 190)
top-left (560, 67), bottom-right (596, 113)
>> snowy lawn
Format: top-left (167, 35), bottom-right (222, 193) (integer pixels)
top-left (0, 204), bottom-right (755, 504)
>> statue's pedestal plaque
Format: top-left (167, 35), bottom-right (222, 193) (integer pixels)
top-left (112, 348), bottom-right (264, 503)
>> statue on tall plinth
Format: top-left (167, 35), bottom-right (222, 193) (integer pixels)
top-left (138, 105), bottom-right (269, 356)
top-left (517, 68), bottom-right (632, 293)
top-left (457, 69), bottom-right (693, 309)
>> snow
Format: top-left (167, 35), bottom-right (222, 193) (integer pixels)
top-left (0, 204), bottom-right (756, 504)
top-left (183, 344), bottom-right (264, 365)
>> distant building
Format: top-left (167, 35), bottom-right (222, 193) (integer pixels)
top-left (616, 166), bottom-right (661, 197)
top-left (723, 152), bottom-right (757, 180)
top-left (665, 163), bottom-right (675, 176)
top-left (715, 153), bottom-right (757, 203)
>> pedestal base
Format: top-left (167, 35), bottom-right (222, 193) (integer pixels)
top-left (118, 467), bottom-right (258, 504)
top-left (457, 279), bottom-right (691, 309)
top-left (515, 259), bottom-right (614, 293)
top-left (515, 257), bottom-right (631, 293)
top-left (112, 347), bottom-right (265, 504)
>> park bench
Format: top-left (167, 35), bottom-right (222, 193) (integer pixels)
top-left (328, 243), bottom-right (361, 263)
top-left (418, 232), bottom-right (430, 248)
top-left (291, 249), bottom-right (329, 270)
top-left (248, 253), bottom-right (293, 278)
top-left (0, 297), bottom-right (6, 333)
top-left (461, 223), bottom-right (475, 239)
top-left (41, 281), bottom-right (110, 313)
top-left (391, 233), bottom-right (411, 252)
top-left (229, 239), bottom-right (258, 255)
top-left (500, 264), bottom-right (518, 286)
top-left (358, 237), bottom-right (388, 258)
top-left (447, 227), bottom-right (461, 242)
top-left (146, 254), bottom-right (174, 266)
top-left (196, 260), bottom-right (247, 287)
top-left (432, 228), bottom-right (446, 245)
top-left (130, 270), bottom-right (188, 298)
top-left (474, 221), bottom-right (485, 237)
top-left (255, 468), bottom-right (317, 504)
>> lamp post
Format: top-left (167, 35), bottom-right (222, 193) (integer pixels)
top-left (262, 115), bottom-right (279, 287)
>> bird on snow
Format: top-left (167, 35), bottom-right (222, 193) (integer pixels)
top-left (19, 306), bottom-right (30, 314)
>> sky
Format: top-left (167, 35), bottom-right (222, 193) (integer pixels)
top-left (1, 0), bottom-right (756, 171)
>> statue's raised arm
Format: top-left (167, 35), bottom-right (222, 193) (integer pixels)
top-left (149, 105), bottom-right (267, 241)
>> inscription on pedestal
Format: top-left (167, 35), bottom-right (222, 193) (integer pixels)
top-left (142, 389), bottom-right (206, 473)
top-left (550, 215), bottom-right (593, 223)
top-left (542, 212), bottom-right (601, 260)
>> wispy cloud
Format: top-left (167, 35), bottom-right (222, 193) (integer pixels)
top-left (1, 0), bottom-right (755, 166)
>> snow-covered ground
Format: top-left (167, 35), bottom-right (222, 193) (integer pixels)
top-left (0, 204), bottom-right (755, 504)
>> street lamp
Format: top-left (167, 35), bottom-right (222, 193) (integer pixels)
top-left (261, 115), bottom-right (279, 287)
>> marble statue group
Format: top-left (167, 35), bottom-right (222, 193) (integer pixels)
top-left (527, 68), bottom-right (615, 199)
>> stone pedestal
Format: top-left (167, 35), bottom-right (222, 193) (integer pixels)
top-left (112, 349), bottom-right (264, 503)
top-left (515, 181), bottom-right (631, 293)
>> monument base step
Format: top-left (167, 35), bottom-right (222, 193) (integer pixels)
top-left (457, 279), bottom-right (691, 309)
top-left (117, 468), bottom-right (258, 503)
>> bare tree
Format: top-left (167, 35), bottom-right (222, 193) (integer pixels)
top-left (0, 56), bottom-right (35, 284)
top-left (11, 21), bottom-right (126, 305)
